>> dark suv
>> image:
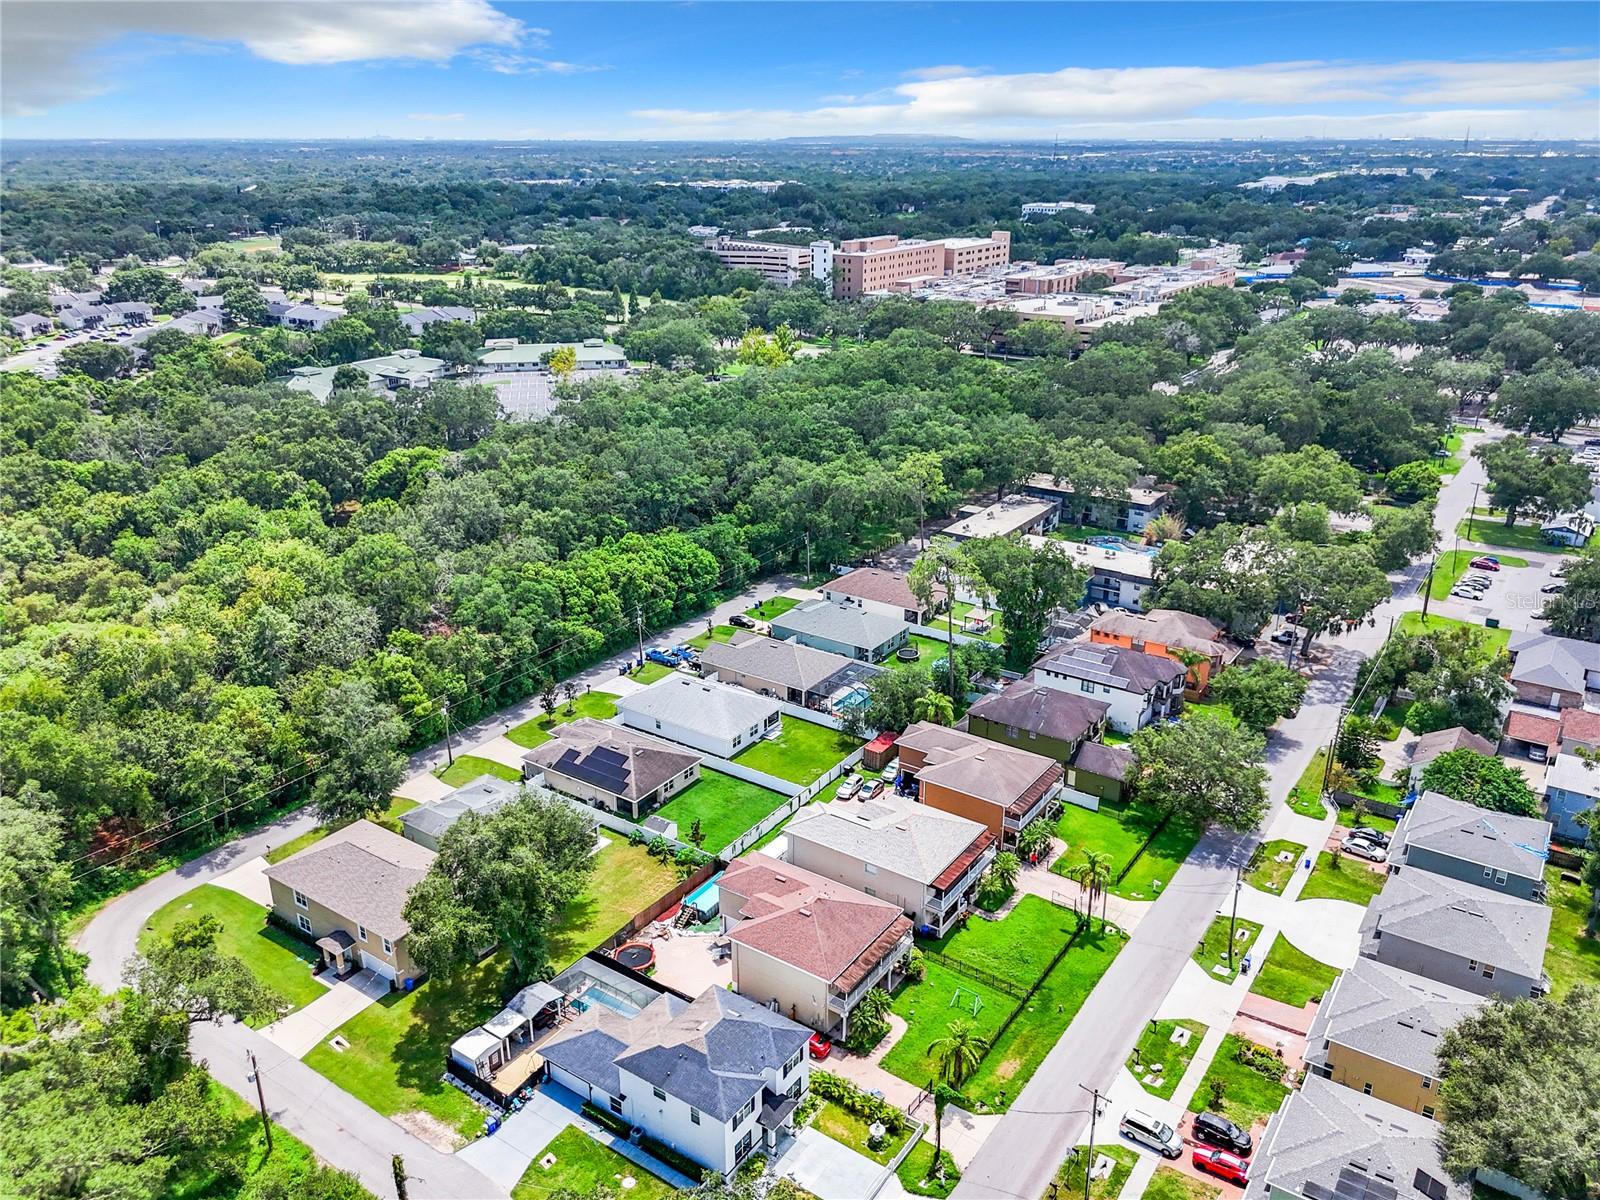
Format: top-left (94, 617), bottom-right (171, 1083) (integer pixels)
top-left (1193, 1111), bottom-right (1253, 1157)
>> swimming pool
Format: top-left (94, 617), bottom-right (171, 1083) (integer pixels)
top-left (685, 872), bottom-right (722, 919)
top-left (573, 983), bottom-right (642, 1018)
top-left (1088, 536), bottom-right (1159, 556)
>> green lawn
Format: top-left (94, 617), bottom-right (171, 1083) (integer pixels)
top-left (1456, 517), bottom-right (1571, 556)
top-left (170, 1078), bottom-right (320, 1199)
top-left (630, 661), bottom-right (676, 684)
top-left (1049, 524), bottom-right (1131, 545)
top-left (1542, 862), bottom-right (1600, 999)
top-left (512, 1125), bottom-right (677, 1200)
top-left (141, 885), bottom-right (325, 1025)
top-left (264, 796), bottom-right (419, 865)
top-left (548, 839), bottom-right (682, 971)
top-left (654, 769), bottom-right (789, 853)
top-left (926, 895), bottom-right (1078, 985)
top-left (1183, 696), bottom-right (1240, 729)
top-left (733, 715), bottom-right (860, 785)
top-left (884, 632), bottom-right (954, 672)
top-left (506, 690), bottom-right (620, 749)
top-left (932, 600), bottom-right (1006, 646)
top-left (1335, 805), bottom-right (1398, 833)
top-left (1429, 549), bottom-right (1530, 600)
top-left (882, 959), bottom-right (1014, 1087)
top-left (1127, 1019), bottom-right (1208, 1100)
top-left (1057, 1143), bottom-right (1139, 1200)
top-left (1287, 749), bottom-right (1330, 819)
top-left (1249, 933), bottom-right (1339, 1008)
top-left (1053, 800), bottom-right (1204, 901)
top-left (434, 754), bottom-right (521, 787)
top-left (685, 624), bottom-right (739, 650)
top-left (1186, 1034), bottom-right (1291, 1129)
top-left (747, 596), bottom-right (799, 620)
top-left (898, 1139), bottom-right (961, 1198)
top-left (1397, 612), bottom-right (1511, 653)
top-left (814, 1101), bottom-right (913, 1165)
top-left (1147, 1166), bottom-right (1223, 1200)
top-left (1247, 840), bottom-right (1308, 896)
top-left (1193, 915), bottom-right (1263, 983)
top-left (1299, 850), bottom-right (1388, 905)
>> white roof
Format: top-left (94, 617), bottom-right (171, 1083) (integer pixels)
top-left (787, 792), bottom-right (989, 885)
top-left (451, 1026), bottom-right (501, 1065)
top-left (616, 675), bottom-right (782, 740)
top-left (1545, 751), bottom-right (1600, 797)
top-left (1023, 535), bottom-right (1156, 581)
top-left (943, 497), bottom-right (1056, 540)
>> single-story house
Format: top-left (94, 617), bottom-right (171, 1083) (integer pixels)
top-left (273, 302), bottom-right (342, 331)
top-left (719, 853), bottom-right (914, 1037)
top-left (615, 675), bottom-right (782, 760)
top-left (399, 305), bottom-right (476, 334)
top-left (1020, 473), bottom-right (1170, 534)
top-left (279, 351), bottom-right (447, 403)
top-left (1558, 706), bottom-right (1600, 753)
top-left (522, 718), bottom-right (702, 821)
top-left (1304, 957), bottom-right (1482, 1119)
top-left (1541, 511), bottom-right (1595, 547)
top-left (542, 983), bottom-right (811, 1177)
top-left (8, 313), bottom-right (51, 337)
top-left (698, 632), bottom-right (880, 712)
top-left (783, 792), bottom-right (997, 936)
top-left (1505, 630), bottom-right (1600, 709)
top-left (1088, 607), bottom-right (1239, 694)
top-left (1541, 751), bottom-right (1600, 843)
top-left (1502, 707), bottom-right (1561, 760)
top-left (475, 338), bottom-right (627, 372)
top-left (1385, 790), bottom-right (1550, 901)
top-left (1065, 740), bottom-right (1134, 806)
top-left (896, 721), bottom-right (1064, 846)
top-left (959, 679), bottom-right (1109, 765)
top-left (768, 599), bottom-right (909, 663)
top-left (1358, 870), bottom-right (1551, 999)
top-left (1032, 642), bottom-right (1186, 733)
top-left (399, 774), bottom-right (520, 851)
top-left (1244, 1075), bottom-right (1467, 1200)
top-left (262, 820), bottom-right (435, 989)
top-left (939, 496), bottom-right (1059, 542)
top-left (821, 567), bottom-right (945, 624)
top-left (1404, 726), bottom-right (1496, 789)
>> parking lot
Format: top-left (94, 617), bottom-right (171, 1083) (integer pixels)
top-left (1434, 552), bottom-right (1566, 629)
top-left (481, 367), bottom-right (628, 419)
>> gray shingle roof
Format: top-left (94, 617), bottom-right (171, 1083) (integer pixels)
top-left (1034, 642), bottom-right (1185, 694)
top-left (263, 821), bottom-right (434, 941)
top-left (770, 599), bottom-right (908, 651)
top-left (785, 791), bottom-right (989, 886)
top-left (1507, 631), bottom-right (1600, 694)
top-left (1304, 958), bottom-right (1481, 1078)
top-left (615, 675), bottom-right (782, 742)
top-left (1245, 1075), bottom-right (1466, 1200)
top-left (700, 632), bottom-right (872, 695)
top-left (1071, 739), bottom-right (1132, 783)
top-left (1359, 870), bottom-right (1552, 979)
top-left (400, 775), bottom-right (520, 841)
top-left (965, 681), bottom-right (1108, 744)
top-left (1390, 791), bottom-right (1550, 881)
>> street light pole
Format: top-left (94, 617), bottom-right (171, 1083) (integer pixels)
top-left (440, 700), bottom-right (454, 767)
top-left (1226, 866), bottom-right (1243, 969)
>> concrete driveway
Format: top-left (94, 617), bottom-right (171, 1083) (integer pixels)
top-left (211, 854), bottom-right (273, 907)
top-left (457, 1089), bottom-right (575, 1192)
top-left (772, 1126), bottom-right (891, 1200)
top-left (259, 968), bottom-right (390, 1059)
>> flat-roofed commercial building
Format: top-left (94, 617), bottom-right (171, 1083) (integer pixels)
top-left (834, 231), bottom-right (1011, 298)
top-left (706, 238), bottom-right (812, 286)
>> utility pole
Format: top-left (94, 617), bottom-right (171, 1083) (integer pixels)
top-left (247, 1051), bottom-right (273, 1153)
top-left (1420, 552), bottom-right (1438, 619)
top-left (1226, 866), bottom-right (1243, 969)
top-left (440, 699), bottom-right (454, 767)
top-left (804, 531), bottom-right (812, 579)
top-left (1076, 1083), bottom-right (1103, 1200)
top-left (634, 605), bottom-right (646, 669)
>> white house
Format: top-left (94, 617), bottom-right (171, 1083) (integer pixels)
top-left (615, 674), bottom-right (782, 759)
top-left (1541, 512), bottom-right (1595, 548)
top-left (540, 985), bottom-right (811, 1176)
top-left (1031, 643), bottom-right (1186, 733)
top-left (1025, 535), bottom-right (1155, 610)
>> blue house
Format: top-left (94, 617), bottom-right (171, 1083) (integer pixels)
top-left (1542, 753), bottom-right (1599, 844)
top-left (1385, 790), bottom-right (1551, 901)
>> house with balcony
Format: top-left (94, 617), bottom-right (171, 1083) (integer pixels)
top-left (1385, 791), bottom-right (1550, 901)
top-left (1031, 642), bottom-right (1186, 733)
top-left (783, 792), bottom-right (997, 936)
top-left (1088, 607), bottom-right (1239, 695)
top-left (719, 853), bottom-right (913, 1038)
top-left (895, 722), bottom-right (1064, 846)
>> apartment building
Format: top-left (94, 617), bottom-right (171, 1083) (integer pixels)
top-left (833, 231), bottom-right (1011, 298)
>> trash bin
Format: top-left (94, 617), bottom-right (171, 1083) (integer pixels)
top-left (1486, 617), bottom-right (1500, 628)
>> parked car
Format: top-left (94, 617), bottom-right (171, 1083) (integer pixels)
top-left (1192, 1111), bottom-right (1253, 1156)
top-left (1542, 583), bottom-right (1565, 594)
top-left (808, 1033), bottom-right (832, 1060)
top-left (1449, 589), bottom-right (1483, 600)
top-left (1469, 557), bottom-right (1500, 571)
top-left (729, 613), bottom-right (756, 629)
top-left (668, 644), bottom-right (698, 663)
top-left (835, 774), bottom-right (864, 800)
top-left (644, 647), bottom-right (679, 667)
top-left (879, 757), bottom-right (900, 780)
top-left (1346, 826), bottom-right (1391, 848)
top-left (1528, 743), bottom-right (1549, 763)
top-left (1193, 1148), bottom-right (1250, 1186)
top-left (1342, 837), bottom-right (1388, 862)
top-left (1270, 629), bottom-right (1295, 645)
top-left (859, 779), bottom-right (886, 800)
top-left (1120, 1109), bottom-right (1183, 1159)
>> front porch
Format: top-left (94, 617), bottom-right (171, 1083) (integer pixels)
top-left (314, 930), bottom-right (361, 978)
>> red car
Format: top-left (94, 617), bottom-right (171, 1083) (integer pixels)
top-left (1193, 1148), bottom-right (1250, 1186)
top-left (808, 1033), bottom-right (832, 1060)
top-left (1469, 557), bottom-right (1500, 571)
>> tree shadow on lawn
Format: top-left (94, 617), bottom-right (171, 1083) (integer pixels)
top-left (388, 954), bottom-right (511, 1119)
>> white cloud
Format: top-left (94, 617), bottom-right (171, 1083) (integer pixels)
top-left (901, 64), bottom-right (986, 81)
top-left (407, 112), bottom-right (466, 122)
top-left (475, 51), bottom-right (609, 75)
top-left (3, 0), bottom-right (528, 116)
top-left (630, 57), bottom-right (1600, 139)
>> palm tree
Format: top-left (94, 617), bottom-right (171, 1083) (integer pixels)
top-left (1016, 820), bottom-right (1053, 864)
top-left (989, 851), bottom-right (1021, 893)
top-left (912, 692), bottom-right (956, 727)
top-left (928, 1019), bottom-right (989, 1089)
top-left (1068, 849), bottom-right (1116, 923)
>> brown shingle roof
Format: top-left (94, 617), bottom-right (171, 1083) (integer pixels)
top-left (965, 681), bottom-right (1108, 745)
top-left (1090, 608), bottom-right (1233, 659)
top-left (522, 718), bottom-right (701, 802)
top-left (1408, 726), bottom-right (1496, 767)
top-left (263, 821), bottom-right (434, 941)
top-left (898, 722), bottom-right (1064, 812)
top-left (825, 568), bottom-right (944, 612)
top-left (1504, 710), bottom-right (1560, 747)
top-left (1559, 707), bottom-right (1600, 746)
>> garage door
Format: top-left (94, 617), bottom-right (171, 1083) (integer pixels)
top-left (361, 951), bottom-right (396, 981)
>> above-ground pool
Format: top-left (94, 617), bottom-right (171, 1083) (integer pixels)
top-left (685, 873), bottom-right (722, 920)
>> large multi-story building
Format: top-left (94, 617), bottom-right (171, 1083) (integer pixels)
top-left (706, 237), bottom-right (814, 286)
top-left (833, 231), bottom-right (1011, 298)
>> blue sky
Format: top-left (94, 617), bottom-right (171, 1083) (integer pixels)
top-left (5, 1), bottom-right (1597, 140)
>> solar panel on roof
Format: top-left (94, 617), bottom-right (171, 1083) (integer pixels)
top-left (558, 744), bottom-right (634, 793)
top-left (1304, 1166), bottom-right (1400, 1200)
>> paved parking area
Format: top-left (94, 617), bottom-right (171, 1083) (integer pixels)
top-left (772, 1127), bottom-right (890, 1200)
top-left (482, 368), bottom-right (627, 419)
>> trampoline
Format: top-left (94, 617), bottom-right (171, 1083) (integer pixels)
top-left (612, 942), bottom-right (656, 972)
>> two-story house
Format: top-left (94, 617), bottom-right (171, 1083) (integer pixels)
top-left (783, 791), bottom-right (997, 936)
top-left (1385, 791), bottom-right (1551, 900)
top-left (1088, 608), bottom-right (1239, 695)
top-left (540, 985), bottom-right (812, 1176)
top-left (1358, 870), bottom-right (1551, 998)
top-left (1541, 751), bottom-right (1600, 844)
top-left (1031, 642), bottom-right (1186, 733)
top-left (959, 679), bottom-right (1109, 766)
top-left (1304, 958), bottom-right (1482, 1119)
top-left (895, 721), bottom-right (1065, 846)
top-left (719, 854), bottom-right (913, 1038)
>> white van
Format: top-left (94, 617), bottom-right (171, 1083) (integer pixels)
top-left (1120, 1108), bottom-right (1183, 1158)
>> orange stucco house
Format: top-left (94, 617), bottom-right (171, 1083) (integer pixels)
top-left (1087, 608), bottom-right (1239, 696)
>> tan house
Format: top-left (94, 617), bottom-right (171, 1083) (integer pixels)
top-left (263, 820), bottom-right (434, 989)
top-left (895, 721), bottom-right (1064, 846)
top-left (1304, 958), bottom-right (1481, 1120)
top-left (1089, 607), bottom-right (1239, 695)
top-left (522, 718), bottom-right (701, 820)
top-left (719, 853), bottom-right (913, 1037)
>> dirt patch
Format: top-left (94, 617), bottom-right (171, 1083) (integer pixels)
top-left (990, 1056), bottom-right (1022, 1082)
top-left (393, 1109), bottom-right (467, 1153)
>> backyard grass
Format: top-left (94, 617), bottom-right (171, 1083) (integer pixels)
top-left (264, 795), bottom-right (419, 864)
top-left (897, 1139), bottom-right (961, 1198)
top-left (1397, 611), bottom-right (1511, 653)
top-left (1147, 1166), bottom-right (1223, 1200)
top-left (1247, 840), bottom-right (1308, 896)
top-left (654, 769), bottom-right (789, 853)
top-left (685, 624), bottom-right (739, 650)
top-left (733, 715), bottom-right (860, 785)
top-left (1298, 850), bottom-right (1388, 905)
top-left (1183, 696), bottom-right (1240, 729)
top-left (1249, 933), bottom-right (1339, 1008)
top-left (928, 895), bottom-right (1078, 984)
top-left (814, 1100), bottom-right (913, 1165)
top-left (747, 596), bottom-right (799, 620)
top-left (1126, 1018), bottom-right (1208, 1100)
top-left (885, 632), bottom-right (955, 672)
top-left (1056, 1143), bottom-right (1138, 1200)
top-left (882, 959), bottom-right (1014, 1087)
top-left (1286, 749), bottom-right (1329, 819)
top-left (170, 1079), bottom-right (318, 1199)
top-left (549, 838), bottom-right (681, 971)
top-left (1456, 517), bottom-right (1569, 556)
top-left (1186, 1034), bottom-right (1291, 1129)
top-left (506, 690), bottom-right (620, 749)
top-left (1542, 862), bottom-right (1600, 999)
top-left (434, 754), bottom-right (521, 787)
top-left (1192, 915), bottom-right (1263, 983)
top-left (932, 600), bottom-right (1006, 646)
top-left (1429, 549), bottom-right (1530, 600)
top-left (1335, 804), bottom-right (1398, 832)
top-left (1053, 799), bottom-right (1204, 901)
top-left (140, 885), bottom-right (324, 1024)
top-left (512, 1125), bottom-right (677, 1200)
